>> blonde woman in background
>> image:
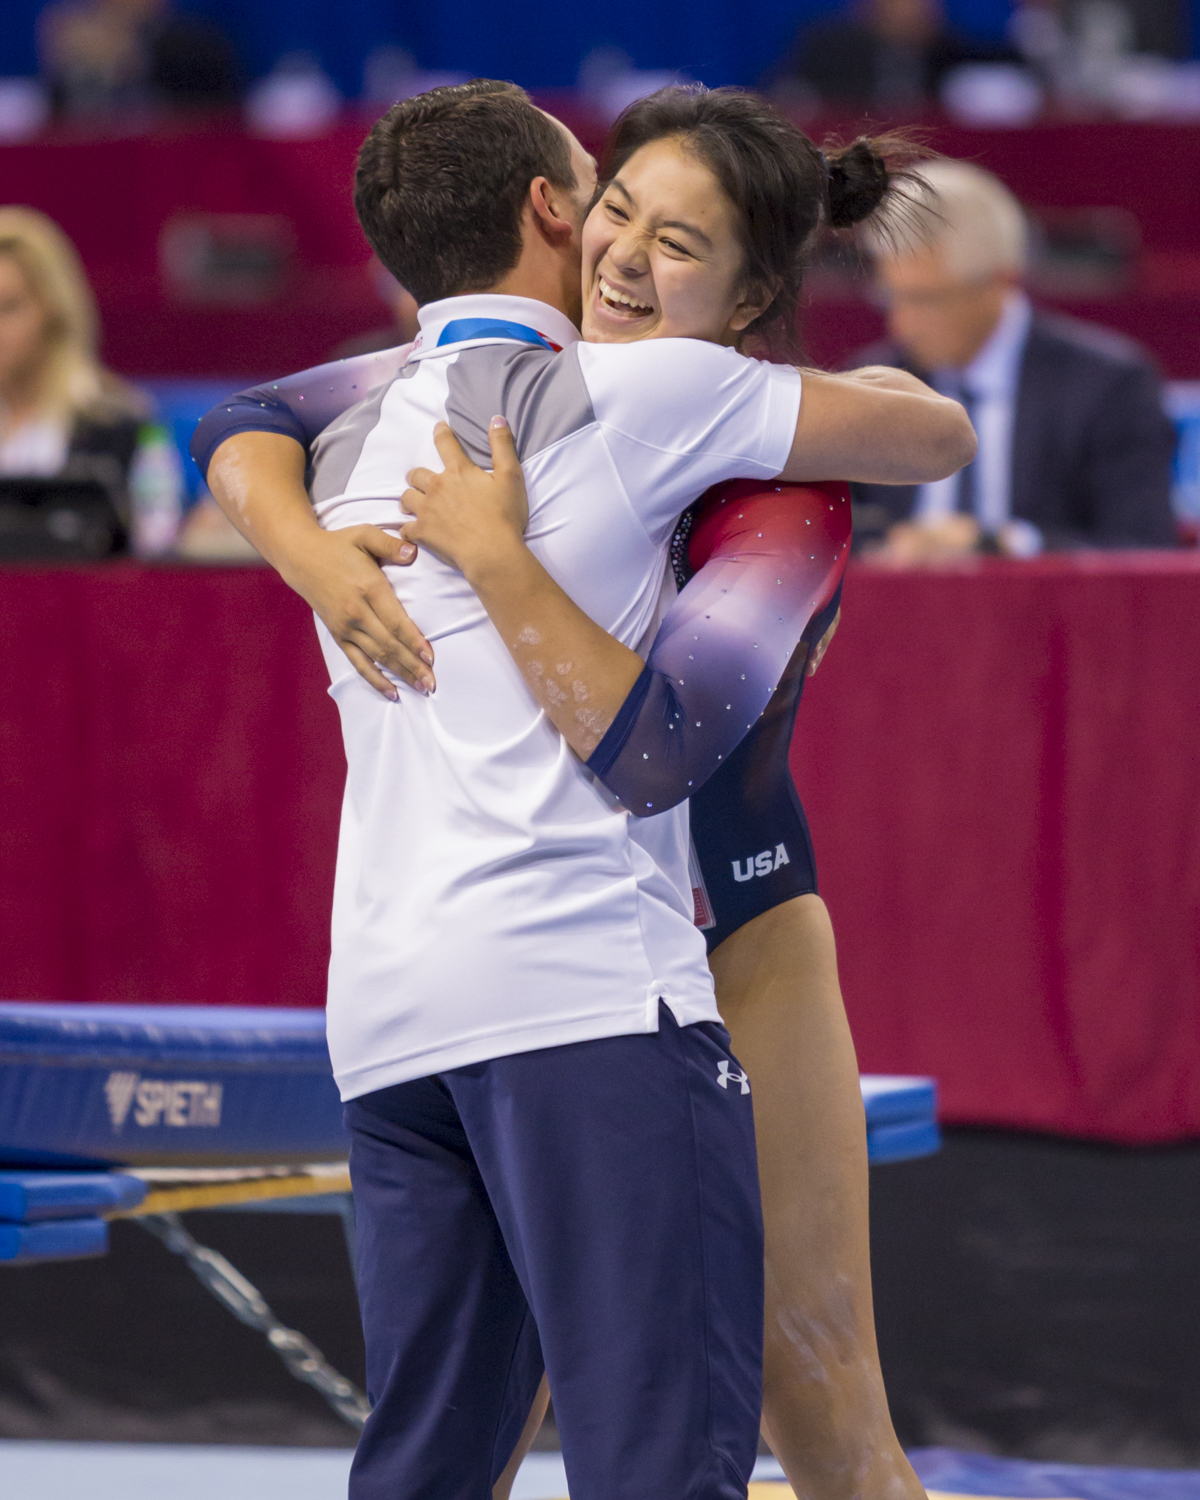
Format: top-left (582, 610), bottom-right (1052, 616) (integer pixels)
top-left (0, 206), bottom-right (181, 554)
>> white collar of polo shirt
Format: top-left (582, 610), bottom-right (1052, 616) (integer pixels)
top-left (407, 293), bottom-right (582, 362)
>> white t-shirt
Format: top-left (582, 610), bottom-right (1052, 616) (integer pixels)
top-left (309, 293), bottom-right (802, 1100)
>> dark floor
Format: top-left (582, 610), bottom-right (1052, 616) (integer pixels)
top-left (0, 1129), bottom-right (1196, 1459)
top-left (869, 1128), bottom-right (1200, 1468)
top-left (0, 1211), bottom-right (363, 1446)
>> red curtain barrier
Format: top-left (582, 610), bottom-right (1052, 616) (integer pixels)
top-left (2, 558), bottom-right (1198, 1143)
top-left (0, 566), bottom-right (341, 1014)
top-left (793, 553), bottom-right (1200, 1145)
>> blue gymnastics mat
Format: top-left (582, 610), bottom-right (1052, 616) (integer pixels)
top-left (0, 1169), bottom-right (145, 1221)
top-left (0, 1003), bottom-right (344, 1167)
top-left (0, 1003), bottom-right (938, 1170)
top-left (0, 1170), bottom-right (145, 1263)
top-left (1, 1447), bottom-right (1194, 1500)
top-left (909, 1447), bottom-right (1200, 1500)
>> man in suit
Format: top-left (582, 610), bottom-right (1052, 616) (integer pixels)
top-left (854, 159), bottom-right (1177, 559)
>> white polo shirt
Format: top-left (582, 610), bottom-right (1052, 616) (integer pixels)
top-left (309, 293), bottom-right (802, 1100)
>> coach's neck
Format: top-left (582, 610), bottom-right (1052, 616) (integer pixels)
top-left (486, 174), bottom-right (584, 328)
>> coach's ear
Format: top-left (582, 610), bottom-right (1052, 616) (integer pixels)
top-left (528, 175), bottom-right (576, 245)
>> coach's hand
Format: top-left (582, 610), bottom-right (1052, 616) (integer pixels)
top-left (401, 418), bottom-right (529, 582)
top-left (280, 525), bottom-right (434, 700)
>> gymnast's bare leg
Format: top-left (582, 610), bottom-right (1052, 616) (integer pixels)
top-left (711, 893), bottom-right (925, 1500)
top-left (493, 1386), bottom-right (550, 1500)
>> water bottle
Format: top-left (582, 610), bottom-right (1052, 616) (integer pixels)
top-left (130, 423), bottom-right (184, 558)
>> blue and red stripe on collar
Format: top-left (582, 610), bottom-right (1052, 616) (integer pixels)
top-left (434, 318), bottom-right (563, 353)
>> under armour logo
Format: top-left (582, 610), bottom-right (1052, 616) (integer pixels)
top-left (717, 1060), bottom-right (750, 1095)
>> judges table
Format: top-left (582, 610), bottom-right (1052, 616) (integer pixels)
top-left (1, 556), bottom-right (1198, 1147)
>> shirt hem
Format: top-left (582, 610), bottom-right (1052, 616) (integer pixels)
top-left (334, 999), bottom-right (665, 1101)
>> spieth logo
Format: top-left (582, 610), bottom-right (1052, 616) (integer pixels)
top-left (104, 1072), bottom-right (223, 1131)
top-left (732, 843), bottom-right (790, 883)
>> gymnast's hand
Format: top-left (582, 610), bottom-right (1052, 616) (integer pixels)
top-left (401, 418), bottom-right (529, 585)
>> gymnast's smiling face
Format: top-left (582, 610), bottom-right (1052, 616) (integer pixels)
top-left (581, 136), bottom-right (771, 349)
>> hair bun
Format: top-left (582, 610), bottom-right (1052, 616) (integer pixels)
top-left (824, 138), bottom-right (891, 229)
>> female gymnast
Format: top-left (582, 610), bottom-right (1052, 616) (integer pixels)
top-left (194, 87), bottom-right (944, 1500)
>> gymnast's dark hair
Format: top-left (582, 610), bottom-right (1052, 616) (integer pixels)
top-left (355, 79), bottom-right (577, 305)
top-left (603, 87), bottom-right (925, 360)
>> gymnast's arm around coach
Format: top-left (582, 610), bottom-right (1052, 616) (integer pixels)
top-left (397, 416), bottom-right (849, 812)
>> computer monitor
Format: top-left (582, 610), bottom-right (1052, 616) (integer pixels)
top-left (0, 476), bottom-right (126, 561)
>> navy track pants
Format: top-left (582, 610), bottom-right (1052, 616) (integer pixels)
top-left (344, 1005), bottom-right (764, 1500)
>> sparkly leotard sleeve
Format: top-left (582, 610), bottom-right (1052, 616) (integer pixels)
top-left (585, 480), bottom-right (851, 815)
top-left (189, 346), bottom-right (413, 478)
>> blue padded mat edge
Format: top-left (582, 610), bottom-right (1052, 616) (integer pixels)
top-left (866, 1119), bottom-right (941, 1164)
top-left (909, 1448), bottom-right (1200, 1499)
top-left (859, 1074), bottom-right (937, 1125)
top-left (0, 1004), bottom-right (937, 1169)
top-left (0, 1170), bottom-right (146, 1223)
top-left (0, 1218), bottom-right (109, 1264)
top-left (0, 1003), bottom-right (330, 1066)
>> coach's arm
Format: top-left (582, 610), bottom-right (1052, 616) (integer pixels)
top-left (203, 431), bottom-right (435, 700)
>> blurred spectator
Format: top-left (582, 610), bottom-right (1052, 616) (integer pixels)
top-left (0, 207), bottom-right (182, 554)
top-left (854, 160), bottom-right (1176, 558)
top-left (361, 46), bottom-right (470, 111)
top-left (771, 0), bottom-right (1015, 109)
top-left (245, 52), bottom-right (340, 138)
top-left (38, 0), bottom-right (238, 117)
top-left (1009, 0), bottom-right (1186, 93)
top-left (577, 46), bottom-right (694, 121)
top-left (330, 258), bottom-right (419, 359)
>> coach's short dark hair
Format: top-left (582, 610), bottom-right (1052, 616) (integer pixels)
top-left (354, 79), bottom-right (578, 305)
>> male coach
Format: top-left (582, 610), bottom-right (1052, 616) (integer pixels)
top-left (196, 82), bottom-right (973, 1500)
